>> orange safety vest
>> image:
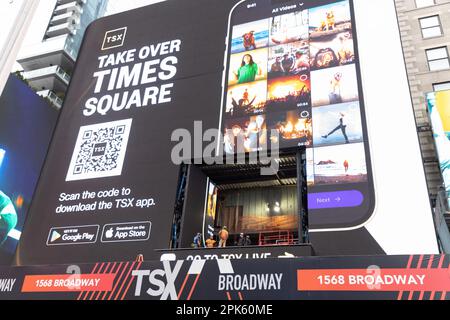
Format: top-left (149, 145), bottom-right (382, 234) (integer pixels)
top-left (219, 229), bottom-right (229, 240)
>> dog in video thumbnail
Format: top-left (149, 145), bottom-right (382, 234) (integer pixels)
top-left (231, 19), bottom-right (270, 54)
top-left (309, 1), bottom-right (352, 38)
top-left (311, 65), bottom-right (358, 107)
top-left (310, 31), bottom-right (355, 70)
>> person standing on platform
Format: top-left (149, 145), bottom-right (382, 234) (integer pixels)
top-left (206, 235), bottom-right (217, 248)
top-left (193, 232), bottom-right (202, 248)
top-left (236, 233), bottom-right (246, 246)
top-left (245, 235), bottom-right (252, 246)
top-left (218, 226), bottom-right (229, 248)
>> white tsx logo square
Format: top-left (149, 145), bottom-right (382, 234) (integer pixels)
top-left (102, 27), bottom-right (127, 50)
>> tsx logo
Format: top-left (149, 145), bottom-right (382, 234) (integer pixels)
top-left (132, 259), bottom-right (282, 300)
top-left (102, 27), bottom-right (127, 50)
top-left (133, 261), bottom-right (184, 300)
top-left (133, 260), bottom-right (220, 300)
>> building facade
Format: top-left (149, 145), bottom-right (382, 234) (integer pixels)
top-left (395, 0), bottom-right (450, 204)
top-left (16, 0), bottom-right (108, 109)
top-left (10, 0), bottom-right (450, 205)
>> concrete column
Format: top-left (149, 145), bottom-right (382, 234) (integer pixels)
top-left (0, 0), bottom-right (40, 96)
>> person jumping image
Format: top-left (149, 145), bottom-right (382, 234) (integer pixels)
top-left (322, 112), bottom-right (350, 144)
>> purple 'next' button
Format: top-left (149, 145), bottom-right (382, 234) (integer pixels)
top-left (308, 190), bottom-right (364, 210)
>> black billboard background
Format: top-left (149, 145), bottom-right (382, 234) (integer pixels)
top-left (15, 0), bottom-right (245, 266)
top-left (13, 0), bottom-right (430, 266)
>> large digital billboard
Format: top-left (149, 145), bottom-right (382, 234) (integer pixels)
top-left (221, 0), bottom-right (373, 231)
top-left (0, 75), bottom-right (58, 265)
top-left (15, 0), bottom-right (438, 265)
top-left (308, 0), bottom-right (437, 255)
top-left (16, 0), bottom-right (243, 265)
top-left (214, 0), bottom-right (439, 255)
top-left (427, 90), bottom-right (450, 208)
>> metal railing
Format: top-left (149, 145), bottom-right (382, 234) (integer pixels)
top-left (22, 65), bottom-right (70, 85)
top-left (37, 90), bottom-right (64, 109)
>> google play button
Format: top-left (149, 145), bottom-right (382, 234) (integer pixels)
top-left (46, 225), bottom-right (99, 246)
top-left (50, 231), bottom-right (61, 243)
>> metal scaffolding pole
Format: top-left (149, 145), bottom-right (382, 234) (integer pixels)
top-left (297, 147), bottom-right (309, 244)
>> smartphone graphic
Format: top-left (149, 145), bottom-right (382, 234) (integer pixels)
top-left (219, 0), bottom-right (375, 230)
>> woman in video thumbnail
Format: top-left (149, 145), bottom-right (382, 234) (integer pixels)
top-left (0, 191), bottom-right (17, 245)
top-left (234, 54), bottom-right (262, 84)
top-left (322, 112), bottom-right (350, 144)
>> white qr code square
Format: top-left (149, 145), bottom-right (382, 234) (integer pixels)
top-left (66, 119), bottom-right (133, 181)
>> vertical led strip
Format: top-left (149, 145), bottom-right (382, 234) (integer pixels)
top-left (0, 148), bottom-right (5, 168)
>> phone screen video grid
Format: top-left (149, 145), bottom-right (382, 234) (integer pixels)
top-left (224, 0), bottom-right (368, 191)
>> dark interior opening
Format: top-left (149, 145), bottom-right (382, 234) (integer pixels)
top-left (174, 151), bottom-right (308, 249)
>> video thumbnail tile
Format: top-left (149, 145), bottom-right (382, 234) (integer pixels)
top-left (269, 41), bottom-right (310, 78)
top-left (270, 11), bottom-right (309, 46)
top-left (313, 102), bottom-right (363, 147)
top-left (228, 48), bottom-right (268, 86)
top-left (266, 74), bottom-right (311, 112)
top-left (231, 19), bottom-right (270, 54)
top-left (312, 143), bottom-right (367, 186)
top-left (225, 80), bottom-right (268, 118)
top-left (224, 115), bottom-right (268, 153)
top-left (311, 64), bottom-right (358, 107)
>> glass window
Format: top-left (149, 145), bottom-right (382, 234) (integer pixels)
top-left (416, 0), bottom-right (435, 8)
top-left (433, 82), bottom-right (450, 91)
top-left (420, 15), bottom-right (442, 38)
top-left (426, 47), bottom-right (450, 71)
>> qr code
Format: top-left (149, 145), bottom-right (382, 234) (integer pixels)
top-left (66, 119), bottom-right (133, 181)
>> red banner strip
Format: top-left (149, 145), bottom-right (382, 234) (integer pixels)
top-left (22, 274), bottom-right (115, 293)
top-left (298, 268), bottom-right (450, 292)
